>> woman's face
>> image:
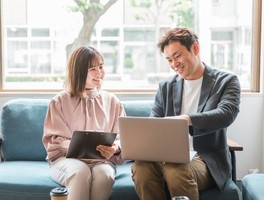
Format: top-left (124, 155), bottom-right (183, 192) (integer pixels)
top-left (85, 57), bottom-right (105, 89)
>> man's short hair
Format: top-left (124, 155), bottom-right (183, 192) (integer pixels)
top-left (157, 27), bottom-right (199, 53)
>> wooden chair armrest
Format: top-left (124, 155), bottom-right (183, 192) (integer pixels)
top-left (227, 138), bottom-right (243, 183)
top-left (228, 138), bottom-right (243, 152)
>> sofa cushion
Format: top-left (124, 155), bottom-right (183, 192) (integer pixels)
top-left (200, 179), bottom-right (242, 200)
top-left (242, 174), bottom-right (264, 200)
top-left (0, 161), bottom-right (60, 200)
top-left (1, 99), bottom-right (50, 161)
top-left (0, 160), bottom-right (138, 200)
top-left (0, 160), bottom-right (241, 200)
top-left (110, 161), bottom-right (139, 200)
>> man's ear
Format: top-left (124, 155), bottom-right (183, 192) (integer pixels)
top-left (192, 41), bottom-right (200, 56)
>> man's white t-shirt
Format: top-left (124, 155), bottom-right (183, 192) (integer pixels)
top-left (181, 76), bottom-right (203, 151)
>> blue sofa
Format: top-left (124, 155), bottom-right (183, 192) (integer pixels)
top-left (0, 98), bottom-right (242, 200)
top-left (242, 174), bottom-right (264, 200)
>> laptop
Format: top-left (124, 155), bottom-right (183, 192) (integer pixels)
top-left (118, 117), bottom-right (196, 163)
top-left (66, 131), bottom-right (117, 159)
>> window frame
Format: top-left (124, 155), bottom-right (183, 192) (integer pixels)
top-left (0, 0), bottom-right (262, 94)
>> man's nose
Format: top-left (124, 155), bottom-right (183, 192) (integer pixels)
top-left (171, 59), bottom-right (179, 68)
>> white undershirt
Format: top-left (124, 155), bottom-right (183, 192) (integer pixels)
top-left (181, 76), bottom-right (203, 150)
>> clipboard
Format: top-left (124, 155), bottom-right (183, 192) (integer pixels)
top-left (66, 131), bottom-right (117, 159)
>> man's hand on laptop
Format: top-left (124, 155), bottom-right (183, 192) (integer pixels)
top-left (165, 115), bottom-right (192, 126)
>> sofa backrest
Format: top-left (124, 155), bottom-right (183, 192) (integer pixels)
top-left (0, 99), bottom-right (153, 161)
top-left (1, 99), bottom-right (50, 161)
top-left (122, 100), bottom-right (153, 117)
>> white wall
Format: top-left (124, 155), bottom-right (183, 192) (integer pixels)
top-left (0, 91), bottom-right (263, 180)
top-left (228, 93), bottom-right (264, 179)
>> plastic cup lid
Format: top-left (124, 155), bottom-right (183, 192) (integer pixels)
top-left (50, 187), bottom-right (68, 196)
top-left (173, 196), bottom-right (189, 200)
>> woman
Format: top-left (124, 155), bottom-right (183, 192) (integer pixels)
top-left (42, 46), bottom-right (126, 200)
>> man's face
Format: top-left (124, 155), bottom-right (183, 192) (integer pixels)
top-left (164, 41), bottom-right (200, 80)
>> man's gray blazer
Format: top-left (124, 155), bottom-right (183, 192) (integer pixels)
top-left (150, 63), bottom-right (241, 191)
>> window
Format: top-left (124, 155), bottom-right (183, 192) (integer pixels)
top-left (0, 0), bottom-right (260, 92)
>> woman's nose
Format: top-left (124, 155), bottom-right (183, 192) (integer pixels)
top-left (95, 67), bottom-right (101, 73)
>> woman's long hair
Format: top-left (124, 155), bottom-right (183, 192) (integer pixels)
top-left (64, 46), bottom-right (104, 97)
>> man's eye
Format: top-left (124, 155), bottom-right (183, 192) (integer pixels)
top-left (174, 54), bottom-right (181, 59)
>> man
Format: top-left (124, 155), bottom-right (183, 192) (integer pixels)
top-left (131, 27), bottom-right (241, 200)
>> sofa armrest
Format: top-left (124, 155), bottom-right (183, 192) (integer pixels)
top-left (228, 138), bottom-right (243, 183)
top-left (0, 133), bottom-right (2, 162)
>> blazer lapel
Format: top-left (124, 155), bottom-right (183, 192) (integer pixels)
top-left (197, 66), bottom-right (216, 112)
top-left (172, 77), bottom-right (183, 115)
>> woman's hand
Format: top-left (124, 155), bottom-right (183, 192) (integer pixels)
top-left (96, 143), bottom-right (120, 159)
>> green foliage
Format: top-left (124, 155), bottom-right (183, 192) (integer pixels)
top-left (90, 2), bottom-right (103, 11)
top-left (124, 57), bottom-right (134, 69)
top-left (68, 0), bottom-right (103, 14)
top-left (170, 0), bottom-right (193, 28)
top-left (129, 0), bottom-right (193, 28)
top-left (130, 0), bottom-right (152, 8)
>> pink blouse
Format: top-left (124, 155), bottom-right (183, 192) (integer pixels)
top-left (42, 88), bottom-right (126, 165)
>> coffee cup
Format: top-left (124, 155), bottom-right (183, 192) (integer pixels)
top-left (50, 187), bottom-right (68, 200)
